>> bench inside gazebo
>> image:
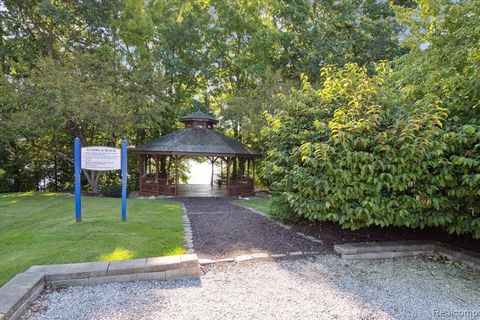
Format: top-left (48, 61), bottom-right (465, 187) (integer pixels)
top-left (132, 111), bottom-right (261, 197)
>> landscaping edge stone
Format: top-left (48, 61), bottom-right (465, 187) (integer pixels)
top-left (182, 203), bottom-right (195, 254)
top-left (334, 240), bottom-right (480, 271)
top-left (239, 201), bottom-right (480, 272)
top-left (0, 253), bottom-right (199, 320)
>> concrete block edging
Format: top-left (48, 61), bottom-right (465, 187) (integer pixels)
top-left (334, 240), bottom-right (480, 271)
top-left (182, 203), bottom-right (195, 254)
top-left (0, 253), bottom-right (200, 320)
top-left (232, 203), bottom-right (480, 273)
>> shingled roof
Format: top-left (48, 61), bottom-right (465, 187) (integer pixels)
top-left (180, 110), bottom-right (218, 123)
top-left (133, 111), bottom-right (261, 158)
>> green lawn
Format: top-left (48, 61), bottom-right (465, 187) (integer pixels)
top-left (0, 192), bottom-right (184, 286)
top-left (234, 198), bottom-right (272, 215)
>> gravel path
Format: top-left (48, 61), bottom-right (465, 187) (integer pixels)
top-left (176, 197), bottom-right (325, 259)
top-left (24, 255), bottom-right (480, 320)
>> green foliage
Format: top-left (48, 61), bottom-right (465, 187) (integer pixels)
top-left (269, 195), bottom-right (298, 223)
top-left (263, 63), bottom-right (480, 239)
top-left (2, 0), bottom-right (478, 243)
top-left (390, 0), bottom-right (480, 120)
top-left (0, 0), bottom-right (405, 193)
top-left (0, 169), bottom-right (10, 193)
top-left (101, 184), bottom-right (124, 198)
top-left (269, 0), bottom-right (406, 80)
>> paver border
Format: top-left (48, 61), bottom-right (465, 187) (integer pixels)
top-left (237, 200), bottom-right (480, 272)
top-left (198, 250), bottom-right (321, 266)
top-left (237, 200), bottom-right (479, 273)
top-left (182, 203), bottom-right (195, 254)
top-left (334, 240), bottom-right (480, 271)
top-left (0, 253), bottom-right (199, 320)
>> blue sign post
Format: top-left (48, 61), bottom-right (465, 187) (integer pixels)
top-left (121, 139), bottom-right (127, 222)
top-left (74, 137), bottom-right (82, 222)
top-left (74, 138), bottom-right (127, 222)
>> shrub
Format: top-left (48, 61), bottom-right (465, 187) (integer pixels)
top-left (262, 63), bottom-right (480, 239)
top-left (101, 184), bottom-right (124, 198)
top-left (269, 195), bottom-right (297, 222)
top-left (0, 169), bottom-right (10, 193)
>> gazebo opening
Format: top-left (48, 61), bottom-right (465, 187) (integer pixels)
top-left (133, 111), bottom-right (261, 197)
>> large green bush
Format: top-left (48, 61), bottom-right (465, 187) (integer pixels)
top-left (262, 0), bottom-right (480, 239)
top-left (263, 64), bottom-right (480, 238)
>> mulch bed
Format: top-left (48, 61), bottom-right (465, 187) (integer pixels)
top-left (176, 197), bottom-right (479, 258)
top-left (291, 221), bottom-right (480, 254)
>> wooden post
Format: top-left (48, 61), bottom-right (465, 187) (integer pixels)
top-left (142, 155), bottom-right (147, 175)
top-left (209, 157), bottom-right (218, 186)
top-left (139, 154), bottom-right (144, 195)
top-left (174, 156), bottom-right (179, 196)
top-left (232, 157), bottom-right (237, 179)
top-left (208, 157), bottom-right (212, 186)
top-left (252, 159), bottom-right (256, 192)
top-left (155, 155), bottom-right (160, 194)
top-left (155, 155), bottom-right (160, 178)
top-left (138, 154), bottom-right (143, 176)
top-left (226, 157), bottom-right (231, 196)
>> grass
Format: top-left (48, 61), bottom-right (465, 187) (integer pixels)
top-left (234, 197), bottom-right (272, 215)
top-left (0, 192), bottom-right (185, 286)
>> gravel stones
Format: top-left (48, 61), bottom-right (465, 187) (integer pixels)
top-left (23, 255), bottom-right (480, 320)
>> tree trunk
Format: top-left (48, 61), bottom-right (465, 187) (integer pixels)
top-left (91, 183), bottom-right (99, 194)
top-left (82, 170), bottom-right (101, 195)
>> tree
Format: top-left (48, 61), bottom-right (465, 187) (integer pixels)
top-left (269, 0), bottom-right (406, 80)
top-left (390, 0), bottom-right (480, 120)
top-left (262, 0), bottom-right (480, 239)
top-left (16, 53), bottom-right (130, 193)
top-left (0, 0), bottom-right (413, 195)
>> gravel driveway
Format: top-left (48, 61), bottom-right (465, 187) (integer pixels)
top-left (24, 255), bottom-right (480, 320)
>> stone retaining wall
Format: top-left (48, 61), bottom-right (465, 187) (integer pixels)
top-left (0, 254), bottom-right (199, 320)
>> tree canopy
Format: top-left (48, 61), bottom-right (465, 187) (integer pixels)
top-left (0, 0), bottom-right (405, 191)
top-left (1, 0), bottom-right (479, 238)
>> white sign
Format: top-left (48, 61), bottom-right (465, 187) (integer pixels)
top-left (81, 146), bottom-right (121, 171)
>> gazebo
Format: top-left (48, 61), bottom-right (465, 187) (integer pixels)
top-left (132, 111), bottom-right (262, 197)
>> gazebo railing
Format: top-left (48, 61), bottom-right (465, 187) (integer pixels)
top-left (139, 176), bottom-right (176, 196)
top-left (227, 177), bottom-right (254, 196)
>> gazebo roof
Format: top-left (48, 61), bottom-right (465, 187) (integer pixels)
top-left (133, 112), bottom-right (261, 158)
top-left (180, 111), bottom-right (218, 124)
